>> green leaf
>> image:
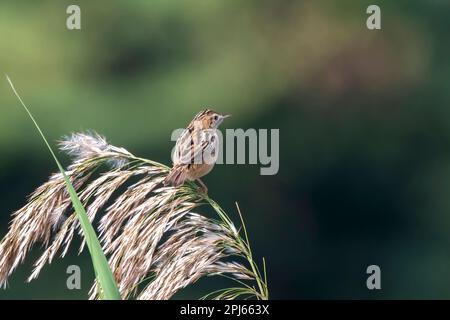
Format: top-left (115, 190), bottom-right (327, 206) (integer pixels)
top-left (6, 75), bottom-right (121, 300)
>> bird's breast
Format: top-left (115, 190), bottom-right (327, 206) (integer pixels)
top-left (187, 163), bottom-right (215, 180)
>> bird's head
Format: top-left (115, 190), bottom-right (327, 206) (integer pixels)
top-left (195, 109), bottom-right (231, 129)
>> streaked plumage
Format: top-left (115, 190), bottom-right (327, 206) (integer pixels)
top-left (164, 109), bottom-right (230, 193)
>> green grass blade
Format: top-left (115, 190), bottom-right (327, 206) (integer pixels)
top-left (6, 75), bottom-right (121, 300)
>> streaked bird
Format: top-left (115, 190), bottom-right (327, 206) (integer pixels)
top-left (164, 109), bottom-right (230, 193)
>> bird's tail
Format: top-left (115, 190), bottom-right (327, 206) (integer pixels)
top-left (164, 165), bottom-right (188, 187)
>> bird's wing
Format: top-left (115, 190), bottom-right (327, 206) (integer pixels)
top-left (172, 128), bottom-right (215, 165)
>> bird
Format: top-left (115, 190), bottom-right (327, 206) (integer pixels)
top-left (163, 109), bottom-right (230, 194)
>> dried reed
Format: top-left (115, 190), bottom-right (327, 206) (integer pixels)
top-left (0, 132), bottom-right (268, 300)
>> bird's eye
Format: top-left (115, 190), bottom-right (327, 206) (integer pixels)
top-left (214, 115), bottom-right (218, 121)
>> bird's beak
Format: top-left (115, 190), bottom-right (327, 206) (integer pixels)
top-left (222, 114), bottom-right (231, 119)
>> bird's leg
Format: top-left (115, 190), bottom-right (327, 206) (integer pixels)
top-left (196, 179), bottom-right (208, 194)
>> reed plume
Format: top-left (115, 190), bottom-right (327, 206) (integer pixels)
top-left (0, 132), bottom-right (268, 300)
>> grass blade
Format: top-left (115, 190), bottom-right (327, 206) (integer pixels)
top-left (6, 75), bottom-right (121, 300)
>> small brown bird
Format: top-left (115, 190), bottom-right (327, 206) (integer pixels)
top-left (164, 109), bottom-right (230, 193)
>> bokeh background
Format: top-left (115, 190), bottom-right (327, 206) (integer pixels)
top-left (1, 0), bottom-right (450, 299)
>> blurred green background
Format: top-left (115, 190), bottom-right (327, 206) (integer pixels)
top-left (1, 0), bottom-right (450, 299)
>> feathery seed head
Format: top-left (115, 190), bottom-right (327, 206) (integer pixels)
top-left (0, 131), bottom-right (267, 300)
